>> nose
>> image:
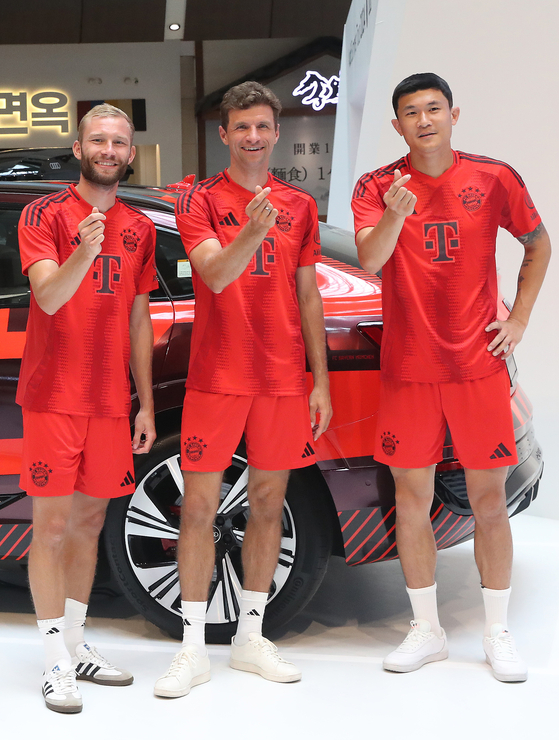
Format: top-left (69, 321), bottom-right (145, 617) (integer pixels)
top-left (100, 139), bottom-right (116, 156)
top-left (246, 125), bottom-right (260, 141)
top-left (417, 111), bottom-right (431, 127)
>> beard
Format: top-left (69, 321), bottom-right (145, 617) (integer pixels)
top-left (80, 156), bottom-right (129, 186)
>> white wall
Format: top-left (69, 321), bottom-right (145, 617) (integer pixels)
top-left (0, 41), bottom-right (194, 186)
top-left (331, 0), bottom-right (559, 517)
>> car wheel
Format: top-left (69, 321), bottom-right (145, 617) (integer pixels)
top-left (104, 433), bottom-right (333, 643)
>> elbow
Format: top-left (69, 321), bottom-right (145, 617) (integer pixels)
top-left (35, 296), bottom-right (59, 316)
top-left (359, 256), bottom-right (381, 276)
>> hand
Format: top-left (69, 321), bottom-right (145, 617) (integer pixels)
top-left (485, 317), bottom-right (526, 358)
top-left (383, 169), bottom-right (417, 218)
top-left (308, 384), bottom-right (332, 442)
top-left (245, 185), bottom-right (278, 235)
top-left (78, 207), bottom-right (106, 257)
top-left (132, 408), bottom-right (156, 454)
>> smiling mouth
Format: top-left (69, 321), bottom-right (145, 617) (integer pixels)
top-left (95, 161), bottom-right (117, 166)
top-left (418, 132), bottom-right (436, 138)
top-left (241, 146), bottom-right (264, 151)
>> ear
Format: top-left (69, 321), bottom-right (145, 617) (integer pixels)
top-left (128, 145), bottom-right (136, 165)
top-left (72, 140), bottom-right (82, 160)
top-left (451, 106), bottom-right (460, 126)
top-left (219, 126), bottom-right (228, 146)
top-left (274, 122), bottom-right (280, 143)
top-left (391, 118), bottom-right (403, 136)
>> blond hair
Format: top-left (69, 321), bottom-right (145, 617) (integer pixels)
top-left (78, 104), bottom-right (135, 143)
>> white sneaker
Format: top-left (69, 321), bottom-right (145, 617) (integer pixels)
top-left (42, 664), bottom-right (82, 714)
top-left (483, 623), bottom-right (528, 682)
top-left (230, 633), bottom-right (301, 683)
top-left (383, 619), bottom-right (448, 672)
top-left (154, 645), bottom-right (211, 698)
top-left (74, 642), bottom-right (133, 686)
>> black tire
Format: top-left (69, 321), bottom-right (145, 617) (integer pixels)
top-left (104, 433), bottom-right (333, 643)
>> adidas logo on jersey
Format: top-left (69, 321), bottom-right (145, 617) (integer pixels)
top-left (120, 470), bottom-right (134, 487)
top-left (301, 442), bottom-right (315, 459)
top-left (219, 212), bottom-right (240, 227)
top-left (490, 443), bottom-right (513, 460)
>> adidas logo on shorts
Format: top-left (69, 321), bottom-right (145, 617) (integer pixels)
top-left (120, 470), bottom-right (135, 487)
top-left (490, 443), bottom-right (513, 460)
top-left (301, 442), bottom-right (315, 459)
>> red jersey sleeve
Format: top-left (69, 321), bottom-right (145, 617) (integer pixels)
top-left (299, 197), bottom-right (321, 266)
top-left (18, 207), bottom-right (59, 275)
top-left (497, 168), bottom-right (541, 238)
top-left (137, 219), bottom-right (158, 294)
top-left (175, 186), bottom-right (219, 257)
top-left (351, 173), bottom-right (386, 235)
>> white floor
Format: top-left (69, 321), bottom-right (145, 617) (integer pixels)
top-left (1, 513), bottom-right (558, 739)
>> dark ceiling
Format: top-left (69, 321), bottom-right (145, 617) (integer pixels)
top-left (0, 0), bottom-right (351, 44)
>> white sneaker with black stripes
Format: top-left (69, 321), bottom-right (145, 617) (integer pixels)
top-left (73, 642), bottom-right (134, 686)
top-left (42, 664), bottom-right (82, 714)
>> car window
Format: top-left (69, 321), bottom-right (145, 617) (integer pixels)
top-left (0, 206), bottom-right (30, 308)
top-left (152, 227), bottom-right (194, 300)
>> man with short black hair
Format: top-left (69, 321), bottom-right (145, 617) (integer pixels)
top-left (352, 73), bottom-right (550, 681)
top-left (154, 81), bottom-right (331, 697)
top-left (18, 104), bottom-right (157, 712)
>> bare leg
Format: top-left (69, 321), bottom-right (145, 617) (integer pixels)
top-left (391, 465), bottom-right (437, 588)
top-left (242, 468), bottom-right (290, 592)
top-left (178, 470), bottom-right (222, 601)
top-left (62, 491), bottom-right (110, 604)
top-left (465, 467), bottom-right (511, 589)
top-left (29, 496), bottom-right (74, 619)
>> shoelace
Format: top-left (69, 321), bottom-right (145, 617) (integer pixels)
top-left (251, 636), bottom-right (289, 664)
top-left (398, 621), bottom-right (433, 652)
top-left (80, 644), bottom-right (115, 669)
top-left (487, 631), bottom-right (517, 660)
top-left (50, 669), bottom-right (78, 694)
top-left (165, 649), bottom-right (198, 677)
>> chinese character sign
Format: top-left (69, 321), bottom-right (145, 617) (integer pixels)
top-left (0, 91), bottom-right (70, 137)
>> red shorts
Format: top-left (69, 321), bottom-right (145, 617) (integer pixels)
top-left (374, 370), bottom-right (518, 470)
top-left (21, 410), bottom-right (135, 498)
top-left (181, 390), bottom-right (316, 472)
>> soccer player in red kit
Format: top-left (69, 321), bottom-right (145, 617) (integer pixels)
top-left (352, 73), bottom-right (550, 682)
top-left (18, 104), bottom-right (157, 712)
top-left (154, 82), bottom-right (331, 697)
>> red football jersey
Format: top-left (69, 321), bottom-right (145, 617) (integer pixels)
top-left (352, 151), bottom-right (541, 382)
top-left (17, 185), bottom-right (158, 416)
top-left (175, 170), bottom-right (321, 396)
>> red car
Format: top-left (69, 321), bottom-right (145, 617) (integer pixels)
top-left (0, 181), bottom-right (543, 642)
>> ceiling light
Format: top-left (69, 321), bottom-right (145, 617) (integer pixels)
top-left (169, 23), bottom-right (181, 31)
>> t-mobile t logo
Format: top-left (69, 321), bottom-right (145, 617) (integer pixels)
top-left (423, 221), bottom-right (460, 263)
top-left (93, 254), bottom-right (122, 294)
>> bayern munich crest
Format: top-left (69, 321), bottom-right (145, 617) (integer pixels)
top-left (121, 228), bottom-right (140, 253)
top-left (29, 460), bottom-right (52, 487)
top-left (458, 186), bottom-right (486, 212)
top-left (380, 432), bottom-right (399, 457)
top-left (275, 209), bottom-right (294, 233)
top-left (184, 435), bottom-right (207, 462)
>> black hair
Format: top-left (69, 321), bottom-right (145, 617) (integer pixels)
top-left (392, 73), bottom-right (453, 116)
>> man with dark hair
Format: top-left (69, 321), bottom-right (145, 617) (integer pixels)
top-left (352, 73), bottom-right (550, 681)
top-left (154, 81), bottom-right (331, 697)
top-left (18, 105), bottom-right (157, 712)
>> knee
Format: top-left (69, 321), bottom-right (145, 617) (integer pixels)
top-left (248, 485), bottom-right (285, 524)
top-left (32, 513), bottom-right (70, 549)
top-left (470, 491), bottom-right (507, 522)
top-left (70, 507), bottom-right (107, 540)
top-left (182, 493), bottom-right (217, 529)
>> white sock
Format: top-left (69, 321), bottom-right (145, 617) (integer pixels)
top-left (181, 600), bottom-right (207, 653)
top-left (406, 583), bottom-right (442, 637)
top-left (37, 616), bottom-right (71, 673)
top-left (481, 585), bottom-right (511, 637)
top-left (64, 598), bottom-right (88, 656)
top-left (234, 590), bottom-right (268, 646)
